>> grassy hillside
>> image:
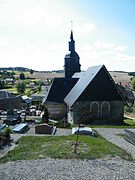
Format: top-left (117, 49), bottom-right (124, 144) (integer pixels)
top-left (0, 134), bottom-right (133, 163)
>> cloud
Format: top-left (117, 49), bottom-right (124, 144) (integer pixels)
top-left (95, 41), bottom-right (114, 49)
top-left (0, 36), bottom-right (134, 72)
top-left (0, 37), bottom-right (65, 70)
top-left (21, 6), bottom-right (45, 25)
top-left (114, 46), bottom-right (127, 51)
top-left (95, 40), bottom-right (127, 52)
top-left (0, 38), bottom-right (9, 46)
top-left (78, 41), bottom-right (135, 71)
top-left (20, 6), bottom-right (63, 28)
top-left (115, 52), bottom-right (135, 61)
top-left (74, 22), bottom-right (95, 34)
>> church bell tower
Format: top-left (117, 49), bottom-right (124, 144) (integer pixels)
top-left (64, 31), bottom-right (81, 79)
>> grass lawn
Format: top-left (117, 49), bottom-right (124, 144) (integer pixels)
top-left (0, 134), bottom-right (133, 163)
top-left (124, 119), bottom-right (135, 126)
top-left (25, 116), bottom-right (42, 123)
top-left (88, 119), bottom-right (135, 128)
top-left (3, 87), bottom-right (17, 94)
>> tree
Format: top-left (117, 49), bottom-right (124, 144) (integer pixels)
top-left (0, 80), bottom-right (5, 89)
top-left (30, 69), bottom-right (34, 75)
top-left (34, 80), bottom-right (42, 93)
top-left (19, 72), bottom-right (25, 80)
top-left (11, 71), bottom-right (16, 76)
top-left (1, 71), bottom-right (11, 79)
top-left (42, 107), bottom-right (49, 123)
top-left (26, 90), bottom-right (32, 97)
top-left (131, 77), bottom-right (135, 90)
top-left (16, 82), bottom-right (26, 94)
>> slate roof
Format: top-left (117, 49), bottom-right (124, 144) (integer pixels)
top-left (31, 94), bottom-right (44, 102)
top-left (43, 78), bottom-right (79, 104)
top-left (117, 85), bottom-right (134, 105)
top-left (72, 71), bottom-right (86, 78)
top-left (64, 65), bottom-right (123, 107)
top-left (0, 90), bottom-right (15, 99)
top-left (65, 51), bottom-right (80, 60)
top-left (0, 90), bottom-right (22, 110)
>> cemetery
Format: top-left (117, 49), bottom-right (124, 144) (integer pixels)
top-left (0, 31), bottom-right (135, 160)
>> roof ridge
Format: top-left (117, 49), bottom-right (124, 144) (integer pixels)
top-left (64, 65), bottom-right (103, 107)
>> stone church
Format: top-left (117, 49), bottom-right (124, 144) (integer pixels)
top-left (43, 31), bottom-right (81, 120)
top-left (43, 31), bottom-right (125, 125)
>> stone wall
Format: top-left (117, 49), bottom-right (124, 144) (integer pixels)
top-left (68, 101), bottom-right (124, 125)
top-left (45, 103), bottom-right (67, 120)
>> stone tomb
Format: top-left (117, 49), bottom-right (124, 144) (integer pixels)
top-left (35, 123), bottom-right (56, 135)
top-left (72, 127), bottom-right (93, 135)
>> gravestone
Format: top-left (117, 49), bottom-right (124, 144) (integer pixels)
top-left (35, 124), bottom-right (52, 134)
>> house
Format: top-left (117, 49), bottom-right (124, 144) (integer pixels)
top-left (64, 65), bottom-right (125, 125)
top-left (5, 78), bottom-right (15, 85)
top-left (31, 93), bottom-right (44, 108)
top-left (110, 71), bottom-right (132, 89)
top-left (0, 90), bottom-right (22, 111)
top-left (117, 84), bottom-right (134, 106)
top-left (29, 82), bottom-right (36, 89)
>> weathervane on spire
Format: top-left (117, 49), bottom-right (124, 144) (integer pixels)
top-left (71, 20), bottom-right (73, 30)
top-left (70, 21), bottom-right (74, 42)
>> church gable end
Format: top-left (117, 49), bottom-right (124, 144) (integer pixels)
top-left (78, 66), bottom-right (122, 101)
top-left (66, 65), bottom-right (124, 125)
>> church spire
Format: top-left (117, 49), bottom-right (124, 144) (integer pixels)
top-left (69, 30), bottom-right (75, 52)
top-left (64, 30), bottom-right (81, 79)
top-left (70, 30), bottom-right (74, 41)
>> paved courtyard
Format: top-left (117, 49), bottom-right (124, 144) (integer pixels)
top-left (96, 128), bottom-right (135, 159)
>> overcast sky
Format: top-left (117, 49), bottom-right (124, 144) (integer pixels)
top-left (0, 0), bottom-right (135, 71)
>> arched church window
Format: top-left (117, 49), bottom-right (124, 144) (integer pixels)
top-left (90, 101), bottom-right (99, 118)
top-left (100, 101), bottom-right (110, 118)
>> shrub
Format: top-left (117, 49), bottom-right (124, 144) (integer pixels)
top-left (125, 106), bottom-right (133, 113)
top-left (3, 127), bottom-right (12, 137)
top-left (3, 127), bottom-right (12, 142)
top-left (131, 77), bottom-right (135, 90)
top-left (20, 72), bottom-right (25, 80)
top-left (56, 120), bottom-right (71, 128)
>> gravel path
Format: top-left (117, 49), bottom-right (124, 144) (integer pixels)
top-left (55, 128), bottom-right (72, 136)
top-left (96, 128), bottom-right (135, 159)
top-left (0, 157), bottom-right (135, 180)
